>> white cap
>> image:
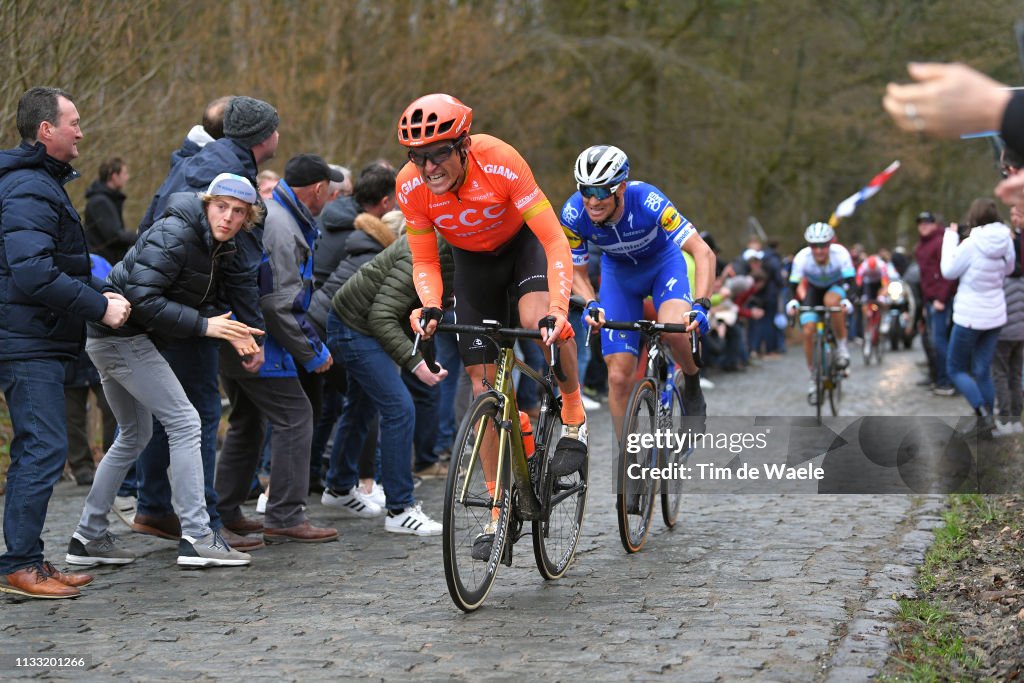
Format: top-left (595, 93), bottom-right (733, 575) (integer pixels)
top-left (742, 248), bottom-right (764, 261)
top-left (206, 173), bottom-right (258, 204)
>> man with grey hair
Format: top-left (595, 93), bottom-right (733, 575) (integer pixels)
top-left (0, 87), bottom-right (131, 598)
top-left (326, 164), bottom-right (352, 202)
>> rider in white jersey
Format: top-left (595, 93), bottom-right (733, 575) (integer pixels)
top-left (785, 222), bottom-right (856, 402)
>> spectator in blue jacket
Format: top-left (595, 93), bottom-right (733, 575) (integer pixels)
top-left (0, 87), bottom-right (131, 599)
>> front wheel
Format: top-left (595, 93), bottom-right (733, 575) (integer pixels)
top-left (616, 378), bottom-right (659, 553)
top-left (533, 409), bottom-right (588, 579)
top-left (443, 393), bottom-right (512, 612)
top-left (660, 372), bottom-right (686, 528)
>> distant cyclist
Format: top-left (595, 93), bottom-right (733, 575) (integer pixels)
top-left (785, 222), bottom-right (855, 402)
top-left (856, 253), bottom-right (893, 327)
top-left (560, 145), bottom-right (716, 434)
top-left (396, 93), bottom-right (588, 456)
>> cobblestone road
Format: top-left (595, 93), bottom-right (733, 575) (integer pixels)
top-left (1, 344), bottom-right (968, 681)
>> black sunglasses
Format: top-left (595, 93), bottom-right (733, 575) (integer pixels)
top-left (408, 139), bottom-right (461, 167)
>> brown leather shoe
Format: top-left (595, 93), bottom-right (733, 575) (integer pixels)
top-left (219, 527), bottom-right (265, 551)
top-left (42, 561), bottom-right (93, 588)
top-left (132, 512), bottom-right (181, 540)
top-left (414, 462), bottom-right (449, 479)
top-left (0, 566), bottom-right (80, 599)
top-left (264, 521), bottom-right (339, 544)
top-left (223, 515), bottom-right (264, 535)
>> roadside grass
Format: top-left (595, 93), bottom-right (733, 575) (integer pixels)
top-left (881, 494), bottom-right (1015, 682)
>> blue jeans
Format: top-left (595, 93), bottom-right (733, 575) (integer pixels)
top-left (402, 368), bottom-right (440, 471)
top-left (433, 316), bottom-right (462, 455)
top-left (947, 324), bottom-right (1000, 411)
top-left (0, 358), bottom-right (71, 573)
top-left (325, 311), bottom-right (414, 511)
top-left (135, 337), bottom-right (222, 529)
top-left (926, 303), bottom-right (952, 387)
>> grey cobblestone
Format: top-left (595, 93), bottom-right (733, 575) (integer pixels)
top-left (0, 348), bottom-right (955, 680)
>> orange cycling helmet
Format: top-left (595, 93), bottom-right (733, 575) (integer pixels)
top-left (397, 94), bottom-right (472, 147)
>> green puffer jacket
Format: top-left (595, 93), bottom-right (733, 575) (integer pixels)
top-left (331, 233), bottom-right (454, 371)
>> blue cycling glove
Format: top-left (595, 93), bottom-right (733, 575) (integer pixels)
top-left (690, 304), bottom-right (711, 336)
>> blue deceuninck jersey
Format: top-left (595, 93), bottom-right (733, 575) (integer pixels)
top-left (559, 181), bottom-right (697, 266)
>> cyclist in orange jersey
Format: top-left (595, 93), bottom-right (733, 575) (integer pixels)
top-left (397, 93), bottom-right (588, 458)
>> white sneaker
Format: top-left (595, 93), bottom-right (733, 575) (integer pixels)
top-left (111, 495), bottom-right (137, 527)
top-left (699, 377), bottom-right (715, 390)
top-left (836, 342), bottom-right (850, 369)
top-left (385, 503), bottom-right (442, 536)
top-left (365, 481), bottom-right (386, 508)
top-left (807, 379), bottom-right (818, 405)
top-left (321, 486), bottom-right (383, 518)
top-left (256, 491), bottom-right (268, 514)
top-left (581, 394), bottom-right (601, 411)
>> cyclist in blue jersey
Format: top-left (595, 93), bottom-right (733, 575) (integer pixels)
top-left (785, 222), bottom-right (856, 402)
top-left (561, 145), bottom-right (716, 434)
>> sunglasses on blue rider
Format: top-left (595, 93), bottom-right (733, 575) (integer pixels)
top-left (578, 183), bottom-right (620, 201)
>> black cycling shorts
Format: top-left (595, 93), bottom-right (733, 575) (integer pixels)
top-left (451, 226), bottom-right (549, 366)
top-left (860, 280), bottom-right (883, 302)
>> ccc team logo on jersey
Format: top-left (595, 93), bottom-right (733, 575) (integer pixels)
top-left (659, 206), bottom-right (682, 233)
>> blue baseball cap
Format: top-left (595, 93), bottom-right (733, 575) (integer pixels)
top-left (206, 173), bottom-right (258, 204)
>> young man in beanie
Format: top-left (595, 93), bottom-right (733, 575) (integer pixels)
top-left (215, 154), bottom-right (341, 544)
top-left (130, 95), bottom-right (279, 552)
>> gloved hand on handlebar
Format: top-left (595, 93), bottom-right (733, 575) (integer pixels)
top-left (583, 299), bottom-right (605, 328)
top-left (689, 303), bottom-right (711, 336)
top-left (840, 298), bottom-right (854, 315)
top-left (786, 299), bottom-right (800, 315)
top-left (540, 311), bottom-right (574, 347)
top-left (410, 306), bottom-right (443, 338)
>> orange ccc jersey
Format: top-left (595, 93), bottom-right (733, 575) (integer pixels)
top-left (397, 134), bottom-right (572, 314)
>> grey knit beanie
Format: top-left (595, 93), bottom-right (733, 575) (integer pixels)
top-left (223, 96), bottom-right (279, 149)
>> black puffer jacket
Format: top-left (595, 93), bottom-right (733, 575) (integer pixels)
top-left (314, 195), bottom-right (359, 286)
top-left (94, 192), bottom-right (241, 341)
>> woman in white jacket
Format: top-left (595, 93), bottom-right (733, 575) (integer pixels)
top-left (941, 198), bottom-right (1016, 438)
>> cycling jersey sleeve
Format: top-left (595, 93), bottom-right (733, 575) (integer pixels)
top-left (559, 195), bottom-right (589, 266)
top-left (525, 206), bottom-right (573, 316)
top-left (407, 228), bottom-right (444, 309)
top-left (660, 205), bottom-right (696, 250)
top-left (397, 168), bottom-right (445, 309)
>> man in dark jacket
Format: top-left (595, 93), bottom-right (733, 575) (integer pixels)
top-left (313, 164), bottom-right (395, 287)
top-left (130, 96), bottom-right (279, 551)
top-left (215, 154), bottom-right (340, 544)
top-left (0, 87), bottom-right (131, 599)
top-left (915, 211), bottom-right (957, 394)
top-left (84, 156), bottom-right (135, 264)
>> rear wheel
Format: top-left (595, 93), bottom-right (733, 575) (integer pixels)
top-left (443, 393), bottom-right (512, 612)
top-left (533, 408), bottom-right (588, 579)
top-left (660, 372), bottom-right (686, 528)
top-left (616, 378), bottom-right (659, 553)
